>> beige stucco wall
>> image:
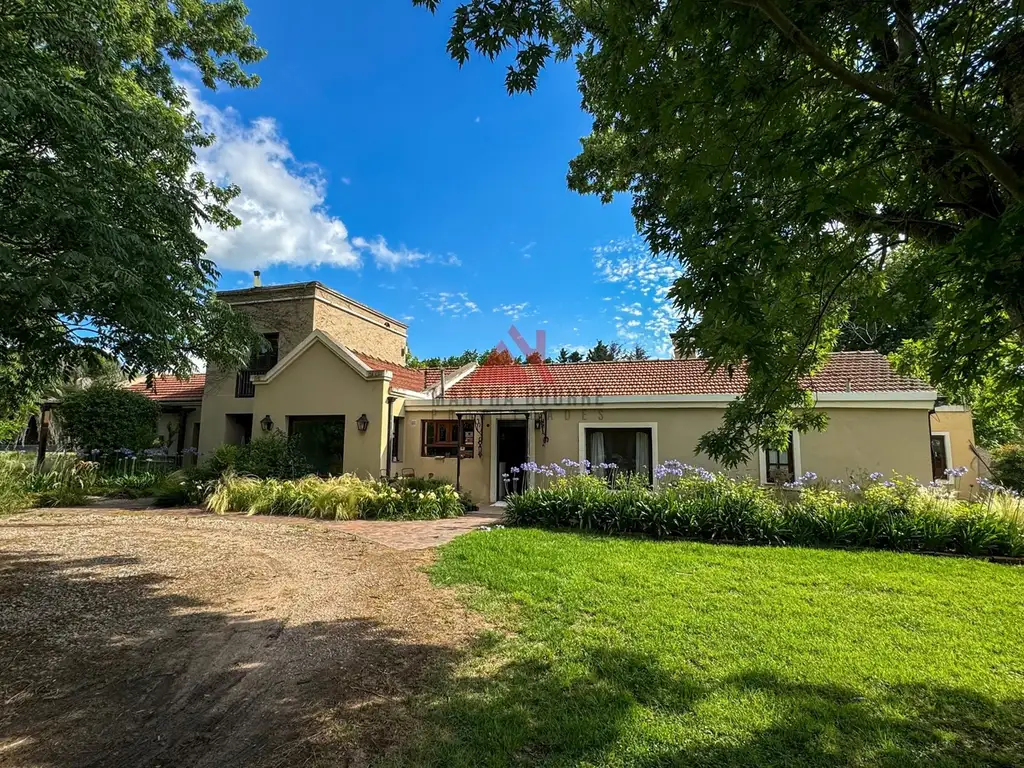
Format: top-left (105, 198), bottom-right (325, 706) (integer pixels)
top-left (313, 286), bottom-right (407, 364)
top-left (930, 409), bottom-right (979, 496)
top-left (251, 338), bottom-right (390, 478)
top-left (401, 403), bottom-right (937, 502)
top-left (801, 407), bottom-right (932, 481)
top-left (397, 407), bottom-right (493, 503)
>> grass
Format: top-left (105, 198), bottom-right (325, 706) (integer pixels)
top-left (391, 529), bottom-right (1024, 767)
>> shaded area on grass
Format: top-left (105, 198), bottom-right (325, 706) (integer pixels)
top-left (389, 528), bottom-right (1024, 767)
top-left (0, 550), bottom-right (460, 767)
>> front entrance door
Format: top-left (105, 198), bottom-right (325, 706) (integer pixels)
top-left (496, 420), bottom-right (528, 500)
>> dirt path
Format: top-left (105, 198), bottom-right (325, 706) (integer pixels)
top-left (0, 509), bottom-right (483, 767)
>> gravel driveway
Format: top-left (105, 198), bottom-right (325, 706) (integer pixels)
top-left (0, 509), bottom-right (483, 767)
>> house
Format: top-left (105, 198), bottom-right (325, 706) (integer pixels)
top-left (130, 279), bottom-right (983, 500)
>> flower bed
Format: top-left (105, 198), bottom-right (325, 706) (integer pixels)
top-left (504, 460), bottom-right (1024, 558)
top-left (206, 473), bottom-right (465, 521)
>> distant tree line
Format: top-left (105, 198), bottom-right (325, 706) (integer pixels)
top-left (406, 340), bottom-right (650, 368)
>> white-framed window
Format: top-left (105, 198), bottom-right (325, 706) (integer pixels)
top-left (577, 422), bottom-right (659, 482)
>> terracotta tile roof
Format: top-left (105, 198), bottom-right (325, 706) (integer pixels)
top-left (443, 351), bottom-right (930, 400)
top-left (349, 353), bottom-right (442, 393)
top-left (128, 374), bottom-right (206, 402)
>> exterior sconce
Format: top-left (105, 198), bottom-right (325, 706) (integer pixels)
top-left (534, 415), bottom-right (544, 430)
top-left (356, 413), bottom-right (370, 433)
top-left (260, 414), bottom-right (274, 432)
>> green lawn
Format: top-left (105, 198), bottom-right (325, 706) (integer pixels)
top-left (395, 529), bottom-right (1024, 767)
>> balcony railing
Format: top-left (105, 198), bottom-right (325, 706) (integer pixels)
top-left (235, 369), bottom-right (268, 398)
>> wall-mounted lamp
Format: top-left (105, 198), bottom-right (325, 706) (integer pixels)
top-left (356, 413), bottom-right (370, 433)
top-left (260, 414), bottom-right (274, 432)
top-left (534, 414), bottom-right (545, 430)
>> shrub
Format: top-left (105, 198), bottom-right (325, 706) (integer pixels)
top-left (393, 476), bottom-right (478, 512)
top-left (152, 468), bottom-right (219, 507)
top-left (205, 432), bottom-right (313, 480)
top-left (505, 461), bottom-right (1024, 559)
top-left (360, 481), bottom-right (464, 521)
top-left (207, 473), bottom-right (375, 520)
top-left (56, 384), bottom-right (159, 455)
top-left (21, 454), bottom-right (98, 507)
top-left (205, 474), bottom-right (465, 521)
top-left (992, 444), bottom-right (1024, 491)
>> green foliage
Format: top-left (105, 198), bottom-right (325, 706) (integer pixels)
top-left (360, 481), bottom-right (464, 521)
top-left (16, 454), bottom-right (99, 507)
top-left (56, 385), bottom-right (159, 455)
top-left (207, 473), bottom-right (375, 520)
top-left (205, 474), bottom-right (465, 521)
top-left (205, 432), bottom-right (313, 479)
top-left (992, 444), bottom-right (1024, 492)
top-left (0, 0), bottom-right (266, 412)
top-left (416, 0), bottom-right (1024, 466)
top-left (152, 467), bottom-right (219, 507)
top-left (394, 476), bottom-right (478, 511)
top-left (234, 431), bottom-right (313, 479)
top-left (505, 473), bottom-right (1024, 558)
top-left (407, 349), bottom-right (480, 368)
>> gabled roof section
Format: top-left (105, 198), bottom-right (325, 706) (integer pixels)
top-left (257, 330), bottom-right (392, 385)
top-left (128, 374), bottom-right (205, 402)
top-left (351, 353), bottom-right (468, 397)
top-left (440, 351), bottom-right (931, 400)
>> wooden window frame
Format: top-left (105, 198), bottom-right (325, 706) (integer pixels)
top-left (421, 419), bottom-right (475, 458)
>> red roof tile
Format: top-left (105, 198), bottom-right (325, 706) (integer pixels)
top-left (443, 352), bottom-right (930, 400)
top-left (352, 353), bottom-right (425, 392)
top-left (128, 374), bottom-right (206, 402)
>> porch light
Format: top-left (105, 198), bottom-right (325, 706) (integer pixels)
top-left (534, 414), bottom-right (545, 430)
top-left (356, 413), bottom-right (370, 433)
top-left (260, 414), bottom-right (274, 432)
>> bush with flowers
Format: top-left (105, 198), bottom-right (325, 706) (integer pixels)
top-left (503, 458), bottom-right (1024, 558)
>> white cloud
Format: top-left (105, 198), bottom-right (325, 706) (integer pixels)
top-left (474, 116), bottom-right (481, 123)
top-left (594, 238), bottom-right (683, 357)
top-left (428, 292), bottom-right (481, 318)
top-left (187, 83), bottom-right (438, 274)
top-left (341, 177), bottom-right (352, 185)
top-left (353, 235), bottom-right (427, 270)
top-left (492, 302), bottom-right (533, 320)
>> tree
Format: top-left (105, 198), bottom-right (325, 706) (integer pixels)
top-left (57, 384), bottom-right (160, 455)
top-left (587, 340), bottom-right (616, 362)
top-left (567, 350), bottom-right (584, 363)
top-left (0, 0), bottom-right (265, 416)
top-left (624, 345), bottom-right (649, 361)
top-left (415, 0), bottom-right (1024, 466)
top-left (525, 351), bottom-right (544, 364)
top-left (481, 348), bottom-right (516, 366)
top-left (406, 348), bottom-right (480, 368)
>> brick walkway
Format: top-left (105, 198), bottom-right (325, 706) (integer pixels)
top-left (335, 508), bottom-right (504, 550)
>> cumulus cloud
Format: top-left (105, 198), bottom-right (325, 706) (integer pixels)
top-left (186, 84), bottom-right (444, 273)
top-left (428, 292), bottom-right (481, 318)
top-left (594, 238), bottom-right (683, 357)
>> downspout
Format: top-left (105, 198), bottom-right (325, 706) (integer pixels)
top-left (385, 396), bottom-right (396, 479)
top-left (927, 402), bottom-right (937, 481)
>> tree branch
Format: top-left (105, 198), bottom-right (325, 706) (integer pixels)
top-left (730, 0), bottom-right (1024, 201)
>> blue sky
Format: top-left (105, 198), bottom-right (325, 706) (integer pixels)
top-left (191, 1), bottom-right (681, 359)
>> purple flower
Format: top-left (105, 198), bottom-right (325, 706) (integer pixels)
top-left (869, 472), bottom-right (884, 481)
top-left (881, 481), bottom-right (896, 488)
top-left (848, 483), bottom-right (861, 492)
